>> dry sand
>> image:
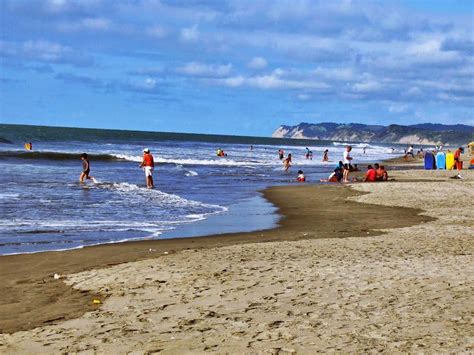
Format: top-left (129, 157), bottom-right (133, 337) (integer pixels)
top-left (1, 169), bottom-right (473, 353)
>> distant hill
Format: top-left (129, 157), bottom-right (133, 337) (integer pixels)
top-left (272, 122), bottom-right (474, 145)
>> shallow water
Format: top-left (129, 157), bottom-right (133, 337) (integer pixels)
top-left (0, 125), bottom-right (400, 254)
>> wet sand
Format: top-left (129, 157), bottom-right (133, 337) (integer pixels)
top-left (1, 168), bottom-right (473, 353)
top-left (0, 184), bottom-right (429, 334)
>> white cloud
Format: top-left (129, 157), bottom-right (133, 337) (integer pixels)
top-left (0, 39), bottom-right (91, 66)
top-left (352, 80), bottom-right (382, 93)
top-left (388, 104), bottom-right (408, 113)
top-left (313, 67), bottom-right (354, 81)
top-left (58, 17), bottom-right (111, 32)
top-left (130, 77), bottom-right (157, 91)
top-left (178, 62), bottom-right (232, 77)
top-left (247, 56), bottom-right (267, 69)
top-left (214, 72), bottom-right (328, 90)
top-left (146, 25), bottom-right (167, 38)
top-left (22, 40), bottom-right (73, 61)
top-left (298, 93), bottom-right (311, 101)
top-left (180, 24), bottom-right (199, 42)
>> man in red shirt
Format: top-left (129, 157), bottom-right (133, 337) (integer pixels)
top-left (364, 165), bottom-right (377, 182)
top-left (139, 148), bottom-right (155, 189)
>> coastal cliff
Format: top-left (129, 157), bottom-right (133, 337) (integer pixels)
top-left (272, 122), bottom-right (474, 145)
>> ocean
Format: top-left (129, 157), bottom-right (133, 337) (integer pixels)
top-left (0, 124), bottom-right (400, 255)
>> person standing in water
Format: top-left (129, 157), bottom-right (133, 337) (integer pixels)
top-left (322, 149), bottom-right (329, 162)
top-left (283, 153), bottom-right (292, 172)
top-left (79, 153), bottom-right (95, 183)
top-left (278, 149), bottom-right (284, 160)
top-left (139, 148), bottom-right (154, 189)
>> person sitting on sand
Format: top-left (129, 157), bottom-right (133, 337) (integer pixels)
top-left (374, 163), bottom-right (388, 181)
top-left (283, 154), bottom-right (292, 172)
top-left (322, 149), bottom-right (329, 162)
top-left (321, 168), bottom-right (343, 183)
top-left (296, 170), bottom-right (306, 182)
top-left (364, 164), bottom-right (377, 182)
top-left (79, 153), bottom-right (95, 183)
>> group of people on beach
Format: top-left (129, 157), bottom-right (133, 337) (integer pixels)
top-left (80, 148), bottom-right (155, 189)
top-left (279, 145), bottom-right (389, 184)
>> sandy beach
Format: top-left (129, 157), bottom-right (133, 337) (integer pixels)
top-left (1, 167), bottom-right (473, 353)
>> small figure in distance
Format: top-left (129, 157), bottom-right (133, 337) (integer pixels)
top-left (404, 145), bottom-right (415, 160)
top-left (322, 149), bottom-right (329, 162)
top-left (453, 147), bottom-right (464, 178)
top-left (283, 153), bottom-right (292, 172)
top-left (374, 163), bottom-right (389, 181)
top-left (79, 153), bottom-right (95, 183)
top-left (278, 149), bottom-right (284, 160)
top-left (363, 147), bottom-right (366, 154)
top-left (296, 170), bottom-right (306, 182)
top-left (364, 164), bottom-right (377, 182)
top-left (140, 148), bottom-right (154, 189)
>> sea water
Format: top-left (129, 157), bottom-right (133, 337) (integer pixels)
top-left (0, 124), bottom-right (399, 255)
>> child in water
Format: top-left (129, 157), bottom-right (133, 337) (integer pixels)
top-left (296, 170), bottom-right (306, 182)
top-left (322, 149), bottom-right (329, 162)
top-left (283, 154), bottom-right (292, 171)
top-left (79, 153), bottom-right (95, 183)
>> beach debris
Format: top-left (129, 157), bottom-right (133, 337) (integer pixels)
top-left (93, 299), bottom-right (101, 305)
top-left (53, 273), bottom-right (61, 280)
top-left (163, 251), bottom-right (169, 255)
top-left (149, 248), bottom-right (156, 252)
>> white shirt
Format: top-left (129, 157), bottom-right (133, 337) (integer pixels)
top-left (343, 150), bottom-right (352, 164)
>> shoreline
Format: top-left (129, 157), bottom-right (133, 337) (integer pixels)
top-left (0, 180), bottom-right (432, 334)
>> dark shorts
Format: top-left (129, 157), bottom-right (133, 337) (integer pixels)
top-left (83, 169), bottom-right (90, 176)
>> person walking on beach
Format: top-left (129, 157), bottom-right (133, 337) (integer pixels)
top-left (79, 153), bottom-right (95, 183)
top-left (139, 148), bottom-right (154, 189)
top-left (283, 154), bottom-right (292, 172)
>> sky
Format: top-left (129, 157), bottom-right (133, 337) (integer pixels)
top-left (0, 0), bottom-right (473, 136)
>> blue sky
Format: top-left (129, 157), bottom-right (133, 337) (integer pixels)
top-left (0, 0), bottom-right (473, 136)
